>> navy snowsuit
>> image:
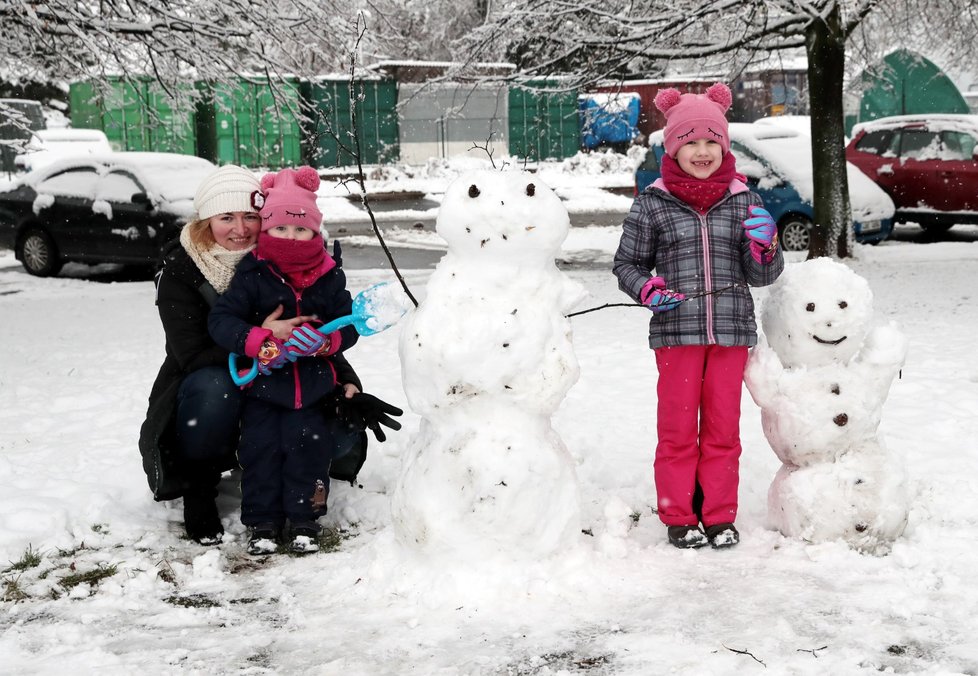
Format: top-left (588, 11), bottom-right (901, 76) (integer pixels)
top-left (208, 253), bottom-right (358, 527)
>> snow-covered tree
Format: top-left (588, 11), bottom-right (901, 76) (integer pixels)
top-left (0, 0), bottom-right (365, 137)
top-left (456, 0), bottom-right (978, 258)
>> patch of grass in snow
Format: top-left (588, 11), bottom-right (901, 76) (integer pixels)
top-left (227, 554), bottom-right (268, 575)
top-left (508, 650), bottom-right (614, 673)
top-left (90, 523), bottom-right (108, 535)
top-left (55, 544), bottom-right (89, 558)
top-left (2, 574), bottom-right (29, 602)
top-left (246, 648), bottom-right (273, 668)
top-left (314, 525), bottom-right (357, 553)
top-left (156, 558), bottom-right (178, 584)
top-left (165, 593), bottom-right (221, 608)
top-left (3, 545), bottom-right (42, 573)
top-left (59, 563), bottom-right (118, 591)
top-left (229, 597), bottom-right (263, 605)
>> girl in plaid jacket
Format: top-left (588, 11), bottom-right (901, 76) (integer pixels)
top-left (612, 83), bottom-right (784, 550)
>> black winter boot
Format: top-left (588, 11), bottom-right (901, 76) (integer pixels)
top-left (182, 471), bottom-right (223, 545)
top-left (705, 523), bottom-right (739, 549)
top-left (667, 525), bottom-right (709, 549)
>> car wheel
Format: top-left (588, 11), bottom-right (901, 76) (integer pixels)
top-left (17, 227), bottom-right (63, 277)
top-left (778, 216), bottom-right (811, 252)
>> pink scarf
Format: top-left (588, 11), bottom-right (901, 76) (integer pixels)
top-left (257, 233), bottom-right (335, 290)
top-left (660, 152), bottom-right (745, 214)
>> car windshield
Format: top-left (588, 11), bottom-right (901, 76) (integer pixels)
top-left (737, 132), bottom-right (816, 202)
top-left (115, 155), bottom-right (217, 202)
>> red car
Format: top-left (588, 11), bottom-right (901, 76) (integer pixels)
top-left (846, 114), bottom-right (978, 232)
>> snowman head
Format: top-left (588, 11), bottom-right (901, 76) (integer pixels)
top-left (761, 258), bottom-right (874, 369)
top-left (435, 170), bottom-right (569, 263)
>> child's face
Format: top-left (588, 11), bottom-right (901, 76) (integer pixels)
top-left (267, 224), bottom-right (317, 241)
top-left (209, 212), bottom-right (262, 250)
top-left (675, 139), bottom-right (723, 179)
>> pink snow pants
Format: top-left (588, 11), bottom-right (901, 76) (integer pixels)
top-left (653, 345), bottom-right (748, 527)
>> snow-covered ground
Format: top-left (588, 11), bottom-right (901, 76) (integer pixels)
top-left (1, 232), bottom-right (978, 674)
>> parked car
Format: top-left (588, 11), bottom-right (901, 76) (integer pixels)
top-left (846, 114), bottom-right (978, 232)
top-left (14, 129), bottom-right (113, 172)
top-left (0, 153), bottom-right (217, 276)
top-left (635, 123), bottom-right (896, 251)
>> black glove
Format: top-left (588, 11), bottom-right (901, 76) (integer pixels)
top-left (328, 391), bottom-right (403, 442)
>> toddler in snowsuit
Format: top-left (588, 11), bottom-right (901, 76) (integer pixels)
top-left (612, 83), bottom-right (784, 549)
top-left (209, 166), bottom-right (358, 555)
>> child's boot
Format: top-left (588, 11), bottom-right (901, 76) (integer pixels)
top-left (705, 523), bottom-right (739, 549)
top-left (247, 523), bottom-right (281, 555)
top-left (667, 525), bottom-right (709, 549)
top-left (288, 522), bottom-right (321, 554)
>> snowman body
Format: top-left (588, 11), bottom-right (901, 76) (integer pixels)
top-left (745, 258), bottom-right (909, 553)
top-left (392, 170), bottom-right (584, 557)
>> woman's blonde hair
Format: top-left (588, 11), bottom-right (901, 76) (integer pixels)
top-left (183, 216), bottom-right (216, 249)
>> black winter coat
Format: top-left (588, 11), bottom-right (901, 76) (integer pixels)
top-left (138, 240), bottom-right (361, 501)
top-left (208, 252), bottom-right (360, 410)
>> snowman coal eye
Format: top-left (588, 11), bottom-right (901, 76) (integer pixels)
top-left (806, 303), bottom-right (815, 312)
top-left (526, 183), bottom-right (536, 196)
top-left (839, 301), bottom-right (848, 309)
top-left (468, 185), bottom-right (480, 198)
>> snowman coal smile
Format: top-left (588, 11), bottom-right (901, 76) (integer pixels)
top-left (812, 334), bottom-right (847, 345)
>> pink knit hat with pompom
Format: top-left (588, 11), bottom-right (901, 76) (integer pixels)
top-left (257, 166), bottom-right (323, 234)
top-left (654, 83), bottom-right (733, 157)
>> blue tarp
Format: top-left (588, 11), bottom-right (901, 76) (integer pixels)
top-left (579, 93), bottom-right (640, 149)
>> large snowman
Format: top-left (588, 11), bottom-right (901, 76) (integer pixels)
top-left (391, 169), bottom-right (586, 558)
top-left (744, 258), bottom-right (909, 554)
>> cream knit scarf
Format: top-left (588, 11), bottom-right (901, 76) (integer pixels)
top-left (179, 225), bottom-right (253, 294)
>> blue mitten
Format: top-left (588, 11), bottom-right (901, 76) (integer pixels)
top-left (742, 205), bottom-right (777, 247)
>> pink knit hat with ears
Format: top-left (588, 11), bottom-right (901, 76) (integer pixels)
top-left (257, 166), bottom-right (323, 233)
top-left (655, 83), bottom-right (733, 157)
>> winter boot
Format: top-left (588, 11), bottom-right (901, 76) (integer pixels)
top-left (287, 522), bottom-right (321, 555)
top-left (182, 473), bottom-right (223, 545)
top-left (667, 525), bottom-right (709, 549)
top-left (247, 523), bottom-right (281, 556)
top-left (705, 523), bottom-right (739, 549)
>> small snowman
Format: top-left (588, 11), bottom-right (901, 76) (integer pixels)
top-left (391, 170), bottom-right (586, 558)
top-left (744, 258), bottom-right (909, 554)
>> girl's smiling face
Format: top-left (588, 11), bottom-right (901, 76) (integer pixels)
top-left (675, 138), bottom-right (723, 179)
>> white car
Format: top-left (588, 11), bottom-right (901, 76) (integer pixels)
top-left (14, 129), bottom-right (113, 172)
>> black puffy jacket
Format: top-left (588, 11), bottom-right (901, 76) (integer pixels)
top-left (138, 240), bottom-right (360, 501)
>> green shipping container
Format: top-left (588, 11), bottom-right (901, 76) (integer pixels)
top-left (196, 78), bottom-right (303, 169)
top-left (68, 78), bottom-right (196, 155)
top-left (508, 81), bottom-right (579, 161)
top-left (301, 78), bottom-right (399, 167)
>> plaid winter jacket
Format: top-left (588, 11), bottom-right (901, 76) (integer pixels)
top-left (613, 179), bottom-right (784, 349)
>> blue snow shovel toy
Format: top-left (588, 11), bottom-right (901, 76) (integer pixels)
top-left (228, 281), bottom-right (409, 386)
